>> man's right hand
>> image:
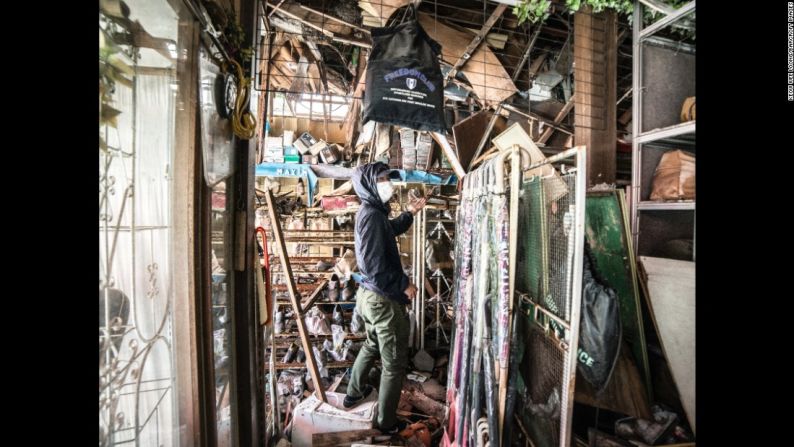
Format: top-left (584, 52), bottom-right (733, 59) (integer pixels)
top-left (404, 283), bottom-right (418, 301)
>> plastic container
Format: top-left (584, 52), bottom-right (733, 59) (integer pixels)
top-left (291, 391), bottom-right (378, 447)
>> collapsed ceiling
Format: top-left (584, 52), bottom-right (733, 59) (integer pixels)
top-left (256, 0), bottom-right (638, 158)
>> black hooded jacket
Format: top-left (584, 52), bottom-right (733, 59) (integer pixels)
top-left (352, 163), bottom-right (413, 304)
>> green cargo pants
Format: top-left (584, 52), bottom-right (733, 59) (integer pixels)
top-left (347, 287), bottom-right (410, 429)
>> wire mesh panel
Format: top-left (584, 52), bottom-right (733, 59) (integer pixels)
top-left (515, 148), bottom-right (585, 447)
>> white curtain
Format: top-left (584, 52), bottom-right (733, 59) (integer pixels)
top-left (100, 73), bottom-right (178, 446)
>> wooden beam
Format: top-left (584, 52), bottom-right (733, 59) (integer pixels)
top-left (312, 429), bottom-right (382, 447)
top-left (538, 94), bottom-right (576, 144)
top-left (300, 279), bottom-right (330, 313)
top-left (574, 6), bottom-right (617, 186)
top-left (430, 132), bottom-right (466, 179)
top-left (444, 4), bottom-right (508, 84)
top-left (265, 188), bottom-right (327, 402)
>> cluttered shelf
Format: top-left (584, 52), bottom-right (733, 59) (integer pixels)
top-left (274, 361), bottom-right (355, 370)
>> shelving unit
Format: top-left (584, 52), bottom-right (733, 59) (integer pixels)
top-left (630, 0), bottom-right (696, 261)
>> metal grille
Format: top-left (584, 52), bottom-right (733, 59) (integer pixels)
top-left (515, 148), bottom-right (585, 447)
top-left (522, 324), bottom-right (566, 446)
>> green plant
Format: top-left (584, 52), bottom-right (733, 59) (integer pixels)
top-left (99, 14), bottom-right (137, 130)
top-left (513, 0), bottom-right (694, 40)
top-left (513, 0), bottom-right (635, 24)
top-left (222, 8), bottom-right (254, 65)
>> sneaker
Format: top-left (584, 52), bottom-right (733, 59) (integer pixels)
top-left (343, 384), bottom-right (374, 408)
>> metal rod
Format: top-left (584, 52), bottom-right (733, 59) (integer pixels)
top-left (616, 87), bottom-right (633, 106)
top-left (639, 0), bottom-right (696, 40)
top-left (521, 147), bottom-right (579, 174)
top-left (512, 24), bottom-right (543, 82)
top-left (631, 0), bottom-right (643, 253)
top-left (469, 104), bottom-right (503, 171)
top-left (502, 104), bottom-right (574, 135)
top-left (559, 145), bottom-right (587, 447)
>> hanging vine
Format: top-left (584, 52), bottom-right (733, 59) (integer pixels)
top-left (511, 0), bottom-right (694, 41)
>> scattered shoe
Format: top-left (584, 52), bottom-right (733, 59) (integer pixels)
top-left (282, 342), bottom-right (298, 363)
top-left (315, 260), bottom-right (334, 272)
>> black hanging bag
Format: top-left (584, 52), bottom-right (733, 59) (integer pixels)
top-left (362, 7), bottom-right (447, 133)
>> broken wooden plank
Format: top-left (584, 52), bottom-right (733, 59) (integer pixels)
top-left (299, 4), bottom-right (371, 35)
top-left (538, 94), bottom-right (576, 144)
top-left (327, 373), bottom-right (346, 393)
top-left (418, 13), bottom-right (517, 105)
top-left (267, 0), bottom-right (372, 48)
top-left (452, 108), bottom-right (497, 170)
top-left (342, 49), bottom-right (368, 150)
top-left (444, 4), bottom-right (508, 84)
top-left (638, 256), bottom-right (695, 434)
top-left (358, 0), bottom-right (412, 26)
top-left (313, 429), bottom-right (382, 447)
top-left (575, 341), bottom-right (652, 420)
top-left (528, 52), bottom-right (548, 78)
top-left (300, 278), bottom-right (330, 313)
top-left (469, 104), bottom-right (505, 170)
top-left (265, 187), bottom-right (327, 403)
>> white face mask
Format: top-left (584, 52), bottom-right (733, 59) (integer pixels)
top-left (377, 181), bottom-right (394, 203)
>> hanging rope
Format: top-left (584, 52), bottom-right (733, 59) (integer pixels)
top-left (225, 58), bottom-right (257, 140)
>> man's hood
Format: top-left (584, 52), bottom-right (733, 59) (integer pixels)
top-left (352, 162), bottom-right (397, 213)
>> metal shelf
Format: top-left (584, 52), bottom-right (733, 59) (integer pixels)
top-left (635, 121), bottom-right (695, 144)
top-left (273, 333), bottom-right (365, 340)
top-left (639, 0), bottom-right (696, 40)
top-left (637, 201), bottom-right (695, 211)
top-left (631, 1), bottom-right (696, 257)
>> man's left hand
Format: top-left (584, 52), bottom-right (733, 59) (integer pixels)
top-left (407, 197), bottom-right (427, 215)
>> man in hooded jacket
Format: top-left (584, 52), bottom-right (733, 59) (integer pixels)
top-left (343, 162), bottom-right (426, 433)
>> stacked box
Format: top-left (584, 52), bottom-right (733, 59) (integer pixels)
top-left (263, 136), bottom-right (284, 163)
top-left (416, 131), bottom-right (433, 170)
top-left (399, 128), bottom-right (417, 170)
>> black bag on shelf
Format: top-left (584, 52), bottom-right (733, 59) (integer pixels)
top-left (362, 7), bottom-right (447, 133)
